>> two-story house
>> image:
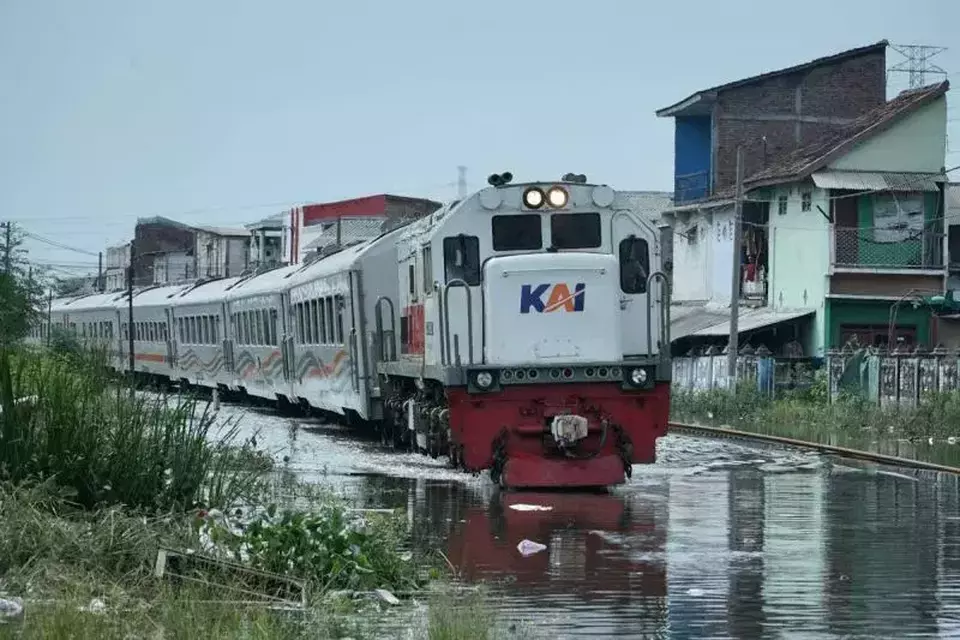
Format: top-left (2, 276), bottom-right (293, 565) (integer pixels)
top-left (657, 41), bottom-right (893, 356)
top-left (194, 226), bottom-right (251, 279)
top-left (742, 81), bottom-right (950, 355)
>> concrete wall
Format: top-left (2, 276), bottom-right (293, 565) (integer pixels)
top-left (767, 182), bottom-right (830, 355)
top-left (669, 205), bottom-right (737, 305)
top-left (829, 97), bottom-right (948, 174)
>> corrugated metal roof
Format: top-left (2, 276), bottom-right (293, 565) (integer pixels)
top-left (617, 191), bottom-right (674, 222)
top-left (195, 226), bottom-right (250, 237)
top-left (691, 308), bottom-right (815, 337)
top-left (812, 171), bottom-right (943, 192)
top-left (302, 217), bottom-right (385, 251)
top-left (671, 304), bottom-right (815, 340)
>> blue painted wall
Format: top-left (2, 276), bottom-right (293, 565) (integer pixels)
top-left (674, 116), bottom-right (712, 203)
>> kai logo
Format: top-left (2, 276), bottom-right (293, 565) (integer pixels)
top-left (519, 283), bottom-right (586, 314)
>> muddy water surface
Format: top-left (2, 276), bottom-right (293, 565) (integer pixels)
top-left (212, 402), bottom-right (960, 639)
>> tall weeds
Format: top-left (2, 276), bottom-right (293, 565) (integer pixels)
top-left (0, 347), bottom-right (261, 512)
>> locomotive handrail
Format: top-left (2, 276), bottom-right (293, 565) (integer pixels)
top-left (436, 281), bottom-right (446, 365)
top-left (646, 271), bottom-right (671, 362)
top-left (374, 296), bottom-right (396, 362)
top-left (443, 279), bottom-right (474, 366)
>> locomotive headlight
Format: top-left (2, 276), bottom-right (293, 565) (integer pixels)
top-left (630, 367), bottom-right (648, 385)
top-left (475, 371), bottom-right (494, 389)
top-left (523, 187), bottom-right (545, 209)
top-left (547, 186), bottom-right (568, 208)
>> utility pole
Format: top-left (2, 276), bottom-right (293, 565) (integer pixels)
top-left (727, 146), bottom-right (744, 387)
top-left (457, 166), bottom-right (467, 199)
top-left (127, 241), bottom-right (135, 380)
top-left (98, 251), bottom-right (103, 292)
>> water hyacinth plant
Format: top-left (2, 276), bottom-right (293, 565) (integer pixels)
top-left (192, 502), bottom-right (425, 595)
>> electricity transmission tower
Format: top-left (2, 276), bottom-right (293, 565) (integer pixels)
top-left (889, 44), bottom-right (948, 89)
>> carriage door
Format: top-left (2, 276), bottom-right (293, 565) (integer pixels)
top-left (612, 212), bottom-right (658, 357)
top-left (221, 302), bottom-right (234, 373)
top-left (165, 308), bottom-right (177, 367)
top-left (280, 292), bottom-right (295, 382)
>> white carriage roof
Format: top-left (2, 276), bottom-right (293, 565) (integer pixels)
top-left (174, 276), bottom-right (243, 306)
top-left (288, 241), bottom-right (373, 288)
top-left (51, 291), bottom-right (125, 313)
top-left (227, 264), bottom-right (301, 299)
top-left (131, 283), bottom-right (194, 307)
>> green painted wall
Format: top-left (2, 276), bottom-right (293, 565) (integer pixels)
top-left (854, 192), bottom-right (937, 267)
top-left (826, 298), bottom-right (932, 348)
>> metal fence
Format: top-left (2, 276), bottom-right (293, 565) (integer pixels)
top-left (827, 345), bottom-right (958, 408)
top-left (672, 345), bottom-right (819, 396)
top-left (833, 226), bottom-right (944, 269)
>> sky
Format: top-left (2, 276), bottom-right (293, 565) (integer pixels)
top-left (1, 0), bottom-right (958, 277)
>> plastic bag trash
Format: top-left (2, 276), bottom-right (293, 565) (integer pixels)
top-left (0, 597), bottom-right (24, 622)
top-left (374, 588), bottom-right (400, 606)
top-left (517, 539), bottom-right (547, 557)
top-left (686, 588), bottom-right (705, 597)
top-left (508, 504), bottom-right (553, 512)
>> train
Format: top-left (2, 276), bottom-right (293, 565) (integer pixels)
top-left (28, 172), bottom-right (672, 489)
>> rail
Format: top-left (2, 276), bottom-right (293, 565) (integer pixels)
top-left (646, 271), bottom-right (671, 361)
top-left (669, 421), bottom-right (960, 475)
top-left (373, 296), bottom-right (396, 362)
top-left (442, 279), bottom-right (474, 366)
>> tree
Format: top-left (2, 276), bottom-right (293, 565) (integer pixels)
top-left (0, 223), bottom-right (44, 346)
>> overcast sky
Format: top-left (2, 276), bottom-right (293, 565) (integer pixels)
top-left (1, 0), bottom-right (957, 275)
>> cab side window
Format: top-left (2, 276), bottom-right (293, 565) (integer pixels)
top-left (443, 235), bottom-right (480, 286)
top-left (619, 236), bottom-right (649, 294)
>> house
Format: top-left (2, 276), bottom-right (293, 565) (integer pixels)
top-left (657, 41), bottom-right (909, 356)
top-left (742, 81), bottom-right (950, 355)
top-left (246, 213), bottom-right (285, 269)
top-left (194, 226), bottom-right (251, 279)
top-left (132, 217), bottom-right (196, 287)
top-left (281, 194), bottom-right (442, 264)
top-left (103, 242), bottom-right (130, 292)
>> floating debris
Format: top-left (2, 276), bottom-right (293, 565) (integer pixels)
top-left (508, 504), bottom-right (553, 512)
top-left (517, 539), bottom-right (547, 557)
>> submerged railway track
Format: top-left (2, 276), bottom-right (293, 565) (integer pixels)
top-left (668, 421), bottom-right (960, 476)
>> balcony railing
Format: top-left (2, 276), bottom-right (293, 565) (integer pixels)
top-left (832, 226), bottom-right (944, 270)
top-left (674, 171), bottom-right (710, 204)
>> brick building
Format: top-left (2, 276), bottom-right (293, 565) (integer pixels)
top-left (658, 40), bottom-right (887, 203)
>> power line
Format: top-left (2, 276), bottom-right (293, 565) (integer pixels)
top-left (21, 230), bottom-right (99, 257)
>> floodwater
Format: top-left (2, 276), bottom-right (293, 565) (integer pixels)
top-left (212, 401), bottom-right (960, 639)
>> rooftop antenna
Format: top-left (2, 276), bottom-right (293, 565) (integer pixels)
top-left (889, 44), bottom-right (947, 90)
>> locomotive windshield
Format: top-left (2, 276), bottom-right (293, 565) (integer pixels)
top-left (550, 213), bottom-right (601, 249)
top-left (491, 214), bottom-right (541, 251)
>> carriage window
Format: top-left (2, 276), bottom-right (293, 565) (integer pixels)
top-left (335, 295), bottom-right (344, 343)
top-left (442, 235), bottom-right (480, 286)
top-left (492, 215), bottom-right (542, 251)
top-left (325, 296), bottom-right (339, 344)
top-left (269, 309), bottom-right (278, 346)
top-left (551, 213), bottom-right (601, 249)
top-left (619, 237), bottom-right (650, 294)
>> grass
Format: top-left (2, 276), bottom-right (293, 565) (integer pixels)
top-left (670, 379), bottom-right (960, 467)
top-left (0, 344), bottom-right (504, 639)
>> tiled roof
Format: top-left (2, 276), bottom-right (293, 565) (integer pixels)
top-left (657, 40), bottom-right (888, 117)
top-left (744, 81), bottom-right (950, 189)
